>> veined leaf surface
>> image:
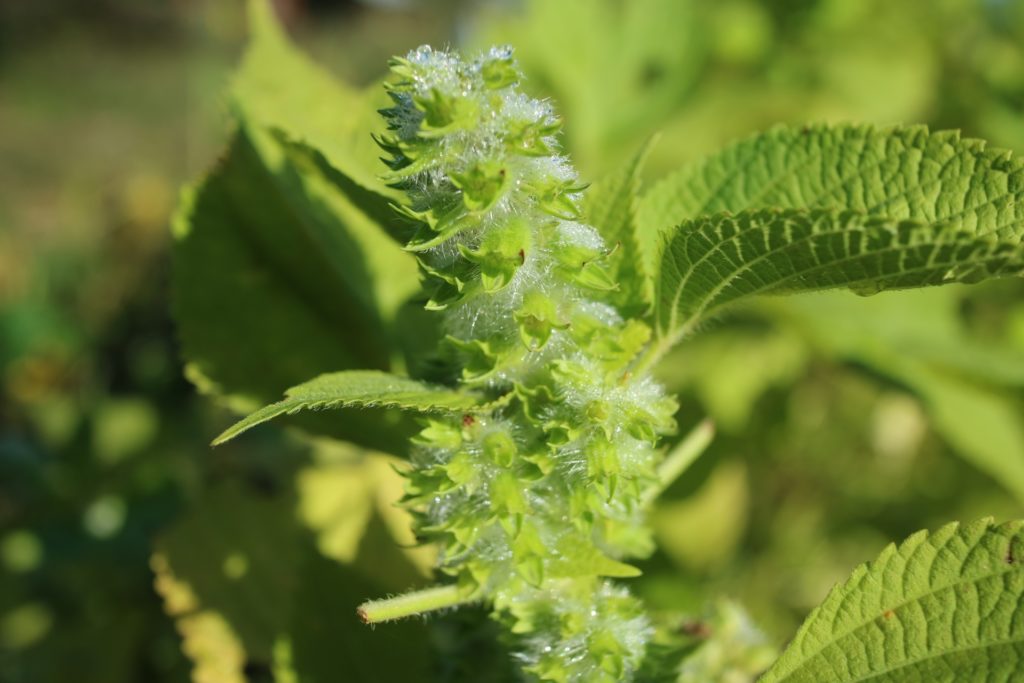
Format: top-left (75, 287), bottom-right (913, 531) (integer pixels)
top-left (761, 519), bottom-right (1024, 683)
top-left (655, 208), bottom-right (1024, 343)
top-left (639, 124), bottom-right (1024, 259)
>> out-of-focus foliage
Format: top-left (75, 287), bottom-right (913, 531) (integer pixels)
top-left (3, 0), bottom-right (1023, 681)
top-left (1, 3), bottom-right (234, 680)
top-left (477, 0), bottom-right (1024, 176)
top-left (152, 441), bottom-right (436, 683)
top-left (0, 2), bottom-right (451, 681)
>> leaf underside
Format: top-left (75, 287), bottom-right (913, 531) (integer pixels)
top-left (213, 370), bottom-right (482, 445)
top-left (656, 207), bottom-right (1024, 340)
top-left (761, 519), bottom-right (1024, 683)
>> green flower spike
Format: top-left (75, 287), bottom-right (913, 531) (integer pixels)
top-left (368, 46), bottom-right (679, 682)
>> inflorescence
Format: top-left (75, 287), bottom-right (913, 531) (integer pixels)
top-left (377, 45), bottom-right (677, 682)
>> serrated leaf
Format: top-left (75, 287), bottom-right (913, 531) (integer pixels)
top-left (656, 208), bottom-right (1024, 344)
top-left (639, 125), bottom-right (1024, 327)
top-left (174, 2), bottom-right (431, 452)
top-left (639, 125), bottom-right (1024, 269)
top-left (760, 519), bottom-right (1024, 683)
top-left (214, 370), bottom-right (482, 445)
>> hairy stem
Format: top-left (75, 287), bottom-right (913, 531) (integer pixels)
top-left (357, 585), bottom-right (470, 624)
top-left (643, 418), bottom-right (715, 506)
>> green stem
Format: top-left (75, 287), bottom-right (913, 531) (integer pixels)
top-left (630, 321), bottom-right (693, 379)
top-left (643, 418), bottom-right (715, 506)
top-left (357, 584), bottom-right (470, 624)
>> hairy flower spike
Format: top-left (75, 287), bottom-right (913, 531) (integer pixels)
top-left (380, 46), bottom-right (677, 682)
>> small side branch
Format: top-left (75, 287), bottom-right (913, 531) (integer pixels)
top-left (643, 418), bottom-right (715, 506)
top-left (357, 584), bottom-right (471, 624)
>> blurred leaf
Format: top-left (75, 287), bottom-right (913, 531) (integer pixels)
top-left (477, 0), bottom-right (704, 174)
top-left (761, 519), bottom-right (1024, 683)
top-left (656, 327), bottom-right (808, 431)
top-left (173, 1), bottom-right (427, 452)
top-left (153, 447), bottom-right (434, 683)
top-left (906, 368), bottom-right (1024, 502)
top-left (773, 288), bottom-right (1024, 501)
top-left (585, 137), bottom-right (656, 312)
top-left (213, 371), bottom-right (484, 446)
top-left (173, 133), bottom-right (418, 453)
top-left (653, 461), bottom-right (749, 572)
top-left (232, 0), bottom-right (394, 201)
top-left (772, 287), bottom-right (1024, 387)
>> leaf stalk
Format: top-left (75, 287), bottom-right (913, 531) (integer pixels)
top-left (643, 418), bottom-right (715, 506)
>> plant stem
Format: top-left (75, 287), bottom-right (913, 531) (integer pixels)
top-left (357, 584), bottom-right (470, 624)
top-left (630, 321), bottom-right (693, 379)
top-left (643, 418), bottom-right (715, 506)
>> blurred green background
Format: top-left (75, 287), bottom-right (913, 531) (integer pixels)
top-left (2, 0), bottom-right (1023, 681)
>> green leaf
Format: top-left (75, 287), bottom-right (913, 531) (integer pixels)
top-left (214, 370), bottom-right (483, 446)
top-left (639, 125), bottom-right (1024, 262)
top-left (771, 287), bottom-right (1024, 388)
top-left (548, 535), bottom-right (642, 580)
top-left (639, 124), bottom-right (1024, 318)
top-left (173, 133), bottom-right (423, 453)
top-left (654, 326), bottom-right (808, 432)
top-left (232, 0), bottom-right (393, 203)
top-left (760, 518), bottom-right (1024, 683)
top-left (908, 368), bottom-right (1024, 502)
top-left (655, 208), bottom-right (1024, 344)
top-left (585, 136), bottom-right (656, 312)
top-left (174, 2), bottom-right (430, 452)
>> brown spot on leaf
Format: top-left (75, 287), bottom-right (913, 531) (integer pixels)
top-left (462, 414), bottom-right (476, 427)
